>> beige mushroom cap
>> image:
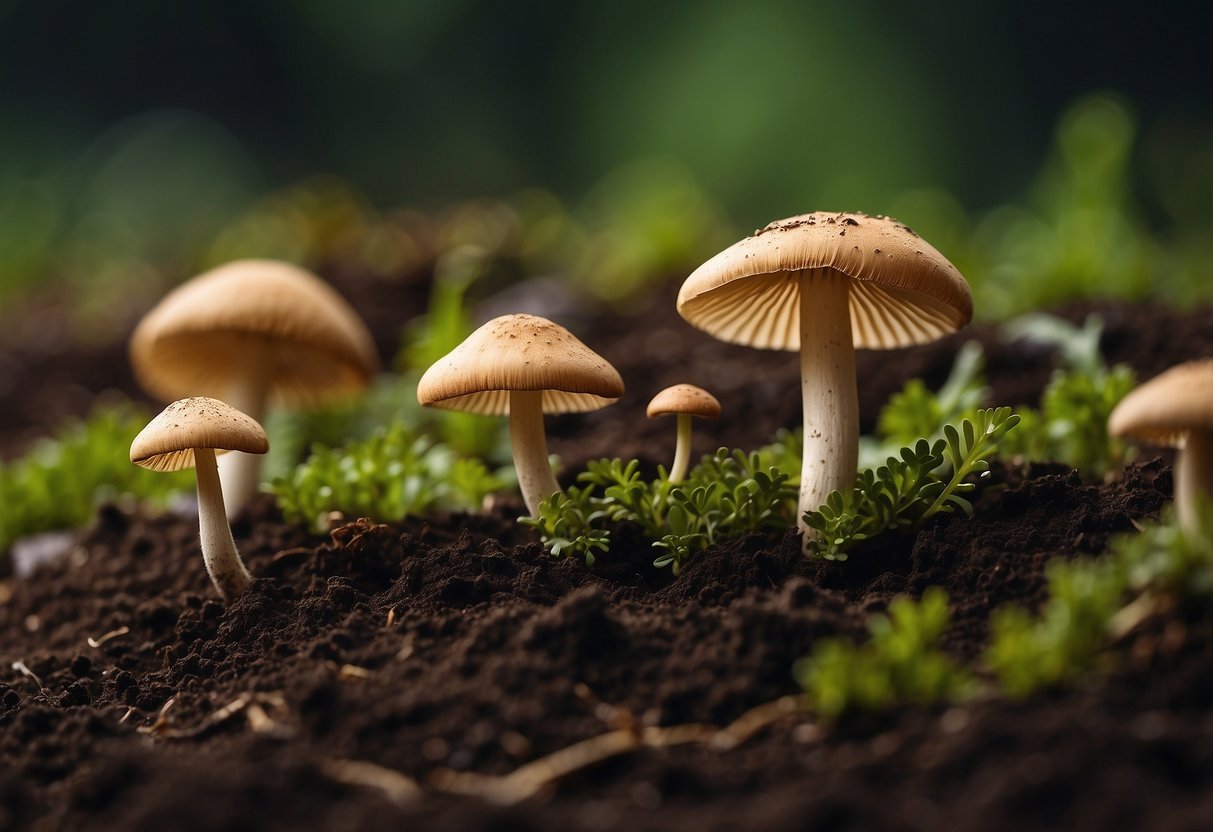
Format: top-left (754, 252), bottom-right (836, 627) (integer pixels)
top-left (677, 211), bottom-right (973, 350)
top-left (1108, 360), bottom-right (1213, 448)
top-left (416, 314), bottom-right (624, 415)
top-left (646, 384), bottom-right (721, 420)
top-left (130, 259), bottom-right (379, 406)
top-left (131, 397), bottom-right (269, 473)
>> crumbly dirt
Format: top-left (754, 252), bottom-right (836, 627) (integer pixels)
top-left (2, 291), bottom-right (1213, 831)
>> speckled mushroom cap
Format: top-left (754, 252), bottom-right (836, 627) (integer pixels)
top-left (1108, 360), bottom-right (1213, 448)
top-left (677, 212), bottom-right (973, 350)
top-left (646, 384), bottom-right (721, 420)
top-left (416, 314), bottom-right (624, 415)
top-left (130, 260), bottom-right (379, 406)
top-left (130, 397), bottom-right (269, 473)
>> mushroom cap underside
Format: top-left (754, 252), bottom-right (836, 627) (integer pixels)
top-left (677, 211), bottom-right (973, 351)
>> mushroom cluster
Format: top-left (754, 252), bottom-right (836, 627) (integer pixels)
top-left (129, 210), bottom-right (987, 601)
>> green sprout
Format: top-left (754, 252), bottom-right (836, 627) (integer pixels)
top-left (270, 422), bottom-right (504, 532)
top-left (794, 587), bottom-right (976, 720)
top-left (804, 408), bottom-right (1021, 561)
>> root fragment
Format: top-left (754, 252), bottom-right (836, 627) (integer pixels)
top-left (87, 626), bottom-right (131, 648)
top-left (139, 692), bottom-right (293, 740)
top-left (320, 759), bottom-right (423, 807)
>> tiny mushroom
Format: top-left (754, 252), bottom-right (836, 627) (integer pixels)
top-left (1108, 359), bottom-right (1213, 534)
top-left (416, 314), bottom-right (624, 517)
top-left (130, 397), bottom-right (269, 602)
top-left (129, 259), bottom-right (378, 515)
top-left (677, 212), bottom-right (973, 548)
top-left (646, 384), bottom-right (721, 483)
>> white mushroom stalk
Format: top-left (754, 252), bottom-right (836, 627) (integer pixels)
top-left (799, 269), bottom-right (859, 543)
top-left (669, 414), bottom-right (694, 483)
top-left (1173, 431), bottom-right (1213, 533)
top-left (217, 352), bottom-right (272, 516)
top-left (194, 447), bottom-right (253, 601)
top-left (510, 390), bottom-right (561, 517)
top-left (130, 397), bottom-right (269, 603)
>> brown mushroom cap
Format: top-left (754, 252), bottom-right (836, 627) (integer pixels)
top-left (130, 259), bottom-right (379, 406)
top-left (416, 314), bottom-right (624, 415)
top-left (677, 211), bottom-right (973, 350)
top-left (1108, 360), bottom-right (1213, 448)
top-left (646, 384), bottom-right (721, 420)
top-left (131, 397), bottom-right (269, 473)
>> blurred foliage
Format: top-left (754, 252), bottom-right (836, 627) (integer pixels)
top-left (0, 399), bottom-right (193, 556)
top-left (986, 507), bottom-right (1213, 698)
top-left (795, 587), bottom-right (976, 721)
top-left (998, 314), bottom-right (1136, 478)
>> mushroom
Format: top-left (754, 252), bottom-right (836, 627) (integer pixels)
top-left (677, 212), bottom-right (973, 547)
top-left (1108, 359), bottom-right (1213, 534)
top-left (130, 259), bottom-right (378, 515)
top-left (416, 314), bottom-right (624, 516)
top-left (129, 397), bottom-right (269, 601)
top-left (646, 384), bottom-right (721, 483)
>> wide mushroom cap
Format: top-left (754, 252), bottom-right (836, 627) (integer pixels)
top-left (646, 384), bottom-right (721, 420)
top-left (416, 314), bottom-right (624, 415)
top-left (130, 259), bottom-right (379, 406)
top-left (1108, 360), bottom-right (1213, 448)
top-left (131, 397), bottom-right (269, 473)
top-left (677, 211), bottom-right (973, 350)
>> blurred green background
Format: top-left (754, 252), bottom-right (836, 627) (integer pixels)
top-left (0, 0), bottom-right (1209, 314)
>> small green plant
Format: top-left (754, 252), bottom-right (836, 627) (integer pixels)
top-left (522, 450), bottom-right (795, 573)
top-left (998, 313), bottom-right (1135, 478)
top-left (986, 508), bottom-right (1213, 698)
top-left (0, 400), bottom-right (193, 556)
top-left (271, 422), bottom-right (504, 532)
top-left (805, 408), bottom-right (1021, 560)
top-left (794, 587), bottom-right (976, 720)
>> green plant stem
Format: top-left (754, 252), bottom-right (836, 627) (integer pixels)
top-left (510, 390), bottom-right (559, 517)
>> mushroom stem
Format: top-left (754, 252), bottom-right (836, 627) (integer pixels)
top-left (194, 447), bottom-right (253, 602)
top-left (798, 269), bottom-right (859, 547)
top-left (510, 390), bottom-right (560, 517)
top-left (669, 413), bottom-right (694, 483)
top-left (1174, 431), bottom-right (1213, 534)
top-left (218, 357), bottom-right (271, 516)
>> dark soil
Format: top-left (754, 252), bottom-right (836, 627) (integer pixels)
top-left (3, 288), bottom-right (1213, 831)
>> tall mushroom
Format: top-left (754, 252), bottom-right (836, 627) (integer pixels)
top-left (646, 384), bottom-right (721, 483)
top-left (130, 259), bottom-right (378, 515)
top-left (130, 397), bottom-right (269, 602)
top-left (1108, 359), bottom-right (1213, 534)
top-left (677, 212), bottom-right (973, 547)
top-left (416, 314), bottom-right (624, 516)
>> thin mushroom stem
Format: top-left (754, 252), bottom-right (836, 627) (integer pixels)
top-left (1174, 431), bottom-right (1213, 534)
top-left (195, 447), bottom-right (253, 601)
top-left (669, 413), bottom-right (694, 483)
top-left (510, 390), bottom-right (560, 517)
top-left (798, 268), bottom-right (859, 548)
top-left (218, 355), bottom-right (271, 516)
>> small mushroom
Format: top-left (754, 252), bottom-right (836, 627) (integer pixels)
top-left (130, 397), bottom-right (269, 601)
top-left (1108, 359), bottom-right (1213, 534)
top-left (416, 314), bottom-right (624, 516)
top-left (129, 260), bottom-right (378, 515)
top-left (678, 212), bottom-right (973, 548)
top-left (646, 384), bottom-right (721, 483)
